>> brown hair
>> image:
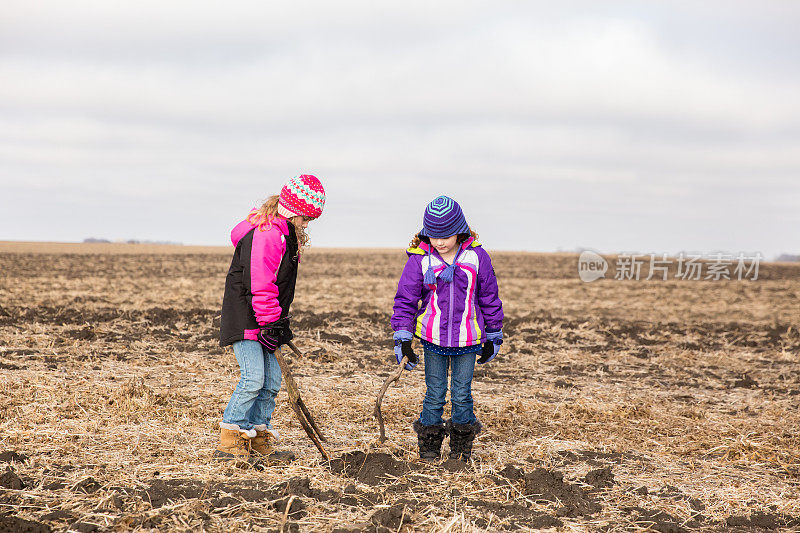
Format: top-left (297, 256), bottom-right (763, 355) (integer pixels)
top-left (247, 195), bottom-right (310, 253)
top-left (409, 229), bottom-right (479, 249)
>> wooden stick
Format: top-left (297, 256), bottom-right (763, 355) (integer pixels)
top-left (374, 356), bottom-right (408, 443)
top-left (285, 341), bottom-right (327, 442)
top-left (273, 346), bottom-right (330, 461)
top-left (296, 397), bottom-right (327, 442)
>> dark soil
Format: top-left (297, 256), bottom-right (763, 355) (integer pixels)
top-left (441, 457), bottom-right (469, 472)
top-left (0, 468), bottom-right (25, 490)
top-left (467, 499), bottom-right (563, 530)
top-left (497, 464), bottom-right (601, 517)
top-left (732, 373), bottom-right (759, 388)
top-left (138, 476), bottom-right (377, 519)
top-left (0, 515), bottom-right (52, 533)
top-left (725, 511), bottom-right (800, 530)
top-left (142, 478), bottom-right (274, 508)
top-left (584, 466), bottom-right (615, 489)
top-left (623, 506), bottom-right (697, 533)
top-left (39, 510), bottom-right (76, 524)
top-left (370, 503), bottom-right (414, 531)
top-left (0, 451), bottom-right (28, 464)
top-left (73, 477), bottom-right (101, 494)
top-left (330, 452), bottom-right (415, 486)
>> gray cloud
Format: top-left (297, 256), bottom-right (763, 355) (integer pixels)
top-left (1, 1), bottom-right (798, 258)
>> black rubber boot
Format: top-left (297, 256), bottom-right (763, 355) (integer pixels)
top-left (447, 419), bottom-right (482, 462)
top-left (413, 420), bottom-right (446, 462)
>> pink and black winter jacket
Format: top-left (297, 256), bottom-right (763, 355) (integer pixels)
top-left (219, 215), bottom-right (299, 347)
top-left (391, 237), bottom-right (503, 348)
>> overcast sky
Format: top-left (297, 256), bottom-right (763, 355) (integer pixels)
top-left (1, 1), bottom-right (798, 257)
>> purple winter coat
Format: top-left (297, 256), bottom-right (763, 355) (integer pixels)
top-left (391, 237), bottom-right (504, 348)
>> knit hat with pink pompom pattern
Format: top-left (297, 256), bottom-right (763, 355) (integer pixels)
top-left (277, 175), bottom-right (326, 219)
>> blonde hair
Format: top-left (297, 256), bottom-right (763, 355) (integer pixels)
top-left (409, 229), bottom-right (479, 249)
top-left (247, 195), bottom-right (310, 253)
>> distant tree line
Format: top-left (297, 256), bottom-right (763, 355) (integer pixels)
top-left (83, 238), bottom-right (183, 245)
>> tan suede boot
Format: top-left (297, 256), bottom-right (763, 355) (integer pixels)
top-left (251, 429), bottom-right (296, 464)
top-left (212, 426), bottom-right (257, 463)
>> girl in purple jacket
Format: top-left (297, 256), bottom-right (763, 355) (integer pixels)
top-left (214, 175), bottom-right (325, 464)
top-left (391, 196), bottom-right (504, 463)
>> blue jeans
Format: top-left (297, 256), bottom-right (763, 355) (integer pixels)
top-left (418, 347), bottom-right (477, 426)
top-left (222, 340), bottom-right (282, 430)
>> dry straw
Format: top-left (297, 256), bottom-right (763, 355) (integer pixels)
top-left (0, 244), bottom-right (798, 531)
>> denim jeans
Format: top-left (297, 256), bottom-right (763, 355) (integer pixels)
top-left (222, 340), bottom-right (282, 430)
top-left (418, 347), bottom-right (477, 426)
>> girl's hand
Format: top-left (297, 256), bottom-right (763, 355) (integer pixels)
top-left (478, 328), bottom-right (503, 364)
top-left (393, 330), bottom-right (417, 370)
top-left (257, 327), bottom-right (280, 351)
top-left (258, 317), bottom-right (291, 352)
top-left (478, 341), bottom-right (500, 364)
top-left (395, 341), bottom-right (418, 370)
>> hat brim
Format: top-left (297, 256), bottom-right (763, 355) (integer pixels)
top-left (419, 222), bottom-right (470, 239)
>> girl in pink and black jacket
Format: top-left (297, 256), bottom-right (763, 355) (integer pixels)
top-left (214, 175), bottom-right (325, 464)
top-left (392, 195), bottom-right (504, 463)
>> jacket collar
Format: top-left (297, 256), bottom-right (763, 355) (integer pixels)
top-left (273, 216), bottom-right (291, 235)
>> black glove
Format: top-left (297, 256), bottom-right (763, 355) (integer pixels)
top-left (394, 340), bottom-right (418, 370)
top-left (257, 326), bottom-right (279, 351)
top-left (478, 341), bottom-right (496, 364)
top-left (257, 317), bottom-right (291, 352)
top-left (280, 325), bottom-right (294, 345)
top-left (401, 341), bottom-right (418, 365)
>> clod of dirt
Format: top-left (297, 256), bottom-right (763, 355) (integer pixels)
top-left (442, 457), bottom-right (469, 472)
top-left (584, 466), bottom-right (615, 489)
top-left (523, 468), bottom-right (601, 517)
top-left (64, 326), bottom-right (96, 341)
top-left (624, 506), bottom-right (694, 533)
top-left (40, 510), bottom-right (75, 523)
top-left (497, 464), bottom-right (525, 483)
top-left (143, 478), bottom-right (274, 508)
top-left (687, 497), bottom-right (705, 511)
top-left (272, 496), bottom-right (307, 518)
top-left (369, 504), bottom-right (413, 531)
top-left (272, 476), bottom-right (315, 498)
top-left (468, 499), bottom-right (563, 530)
top-left (330, 452), bottom-right (414, 486)
top-left (732, 373), bottom-right (759, 388)
top-left (0, 468), bottom-right (25, 490)
top-left (321, 332), bottom-right (353, 344)
top-left (72, 477), bottom-right (101, 494)
top-left (0, 451), bottom-right (28, 464)
top-left (725, 512), bottom-right (800, 530)
top-left (0, 515), bottom-right (52, 533)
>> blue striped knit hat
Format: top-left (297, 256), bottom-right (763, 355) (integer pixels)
top-left (418, 196), bottom-right (470, 239)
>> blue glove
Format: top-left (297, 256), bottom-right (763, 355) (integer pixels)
top-left (393, 330), bottom-right (418, 370)
top-left (478, 328), bottom-right (503, 364)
